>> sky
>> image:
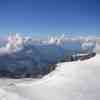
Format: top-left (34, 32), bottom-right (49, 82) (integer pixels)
top-left (0, 0), bottom-right (99, 37)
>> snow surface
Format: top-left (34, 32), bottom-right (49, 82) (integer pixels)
top-left (0, 88), bottom-right (29, 100)
top-left (0, 53), bottom-right (99, 100)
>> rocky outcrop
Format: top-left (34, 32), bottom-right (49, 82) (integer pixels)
top-left (61, 52), bottom-right (96, 62)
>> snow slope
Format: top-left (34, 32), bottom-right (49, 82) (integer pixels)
top-left (2, 54), bottom-right (100, 100)
top-left (0, 88), bottom-right (29, 100)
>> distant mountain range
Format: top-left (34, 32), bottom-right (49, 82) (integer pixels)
top-left (0, 33), bottom-right (96, 78)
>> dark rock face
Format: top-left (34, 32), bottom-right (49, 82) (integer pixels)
top-left (0, 44), bottom-right (96, 79)
top-left (79, 52), bottom-right (96, 60)
top-left (61, 52), bottom-right (96, 62)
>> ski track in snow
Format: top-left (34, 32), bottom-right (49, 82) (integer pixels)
top-left (0, 54), bottom-right (99, 100)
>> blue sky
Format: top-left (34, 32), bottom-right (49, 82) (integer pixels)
top-left (0, 0), bottom-right (99, 37)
